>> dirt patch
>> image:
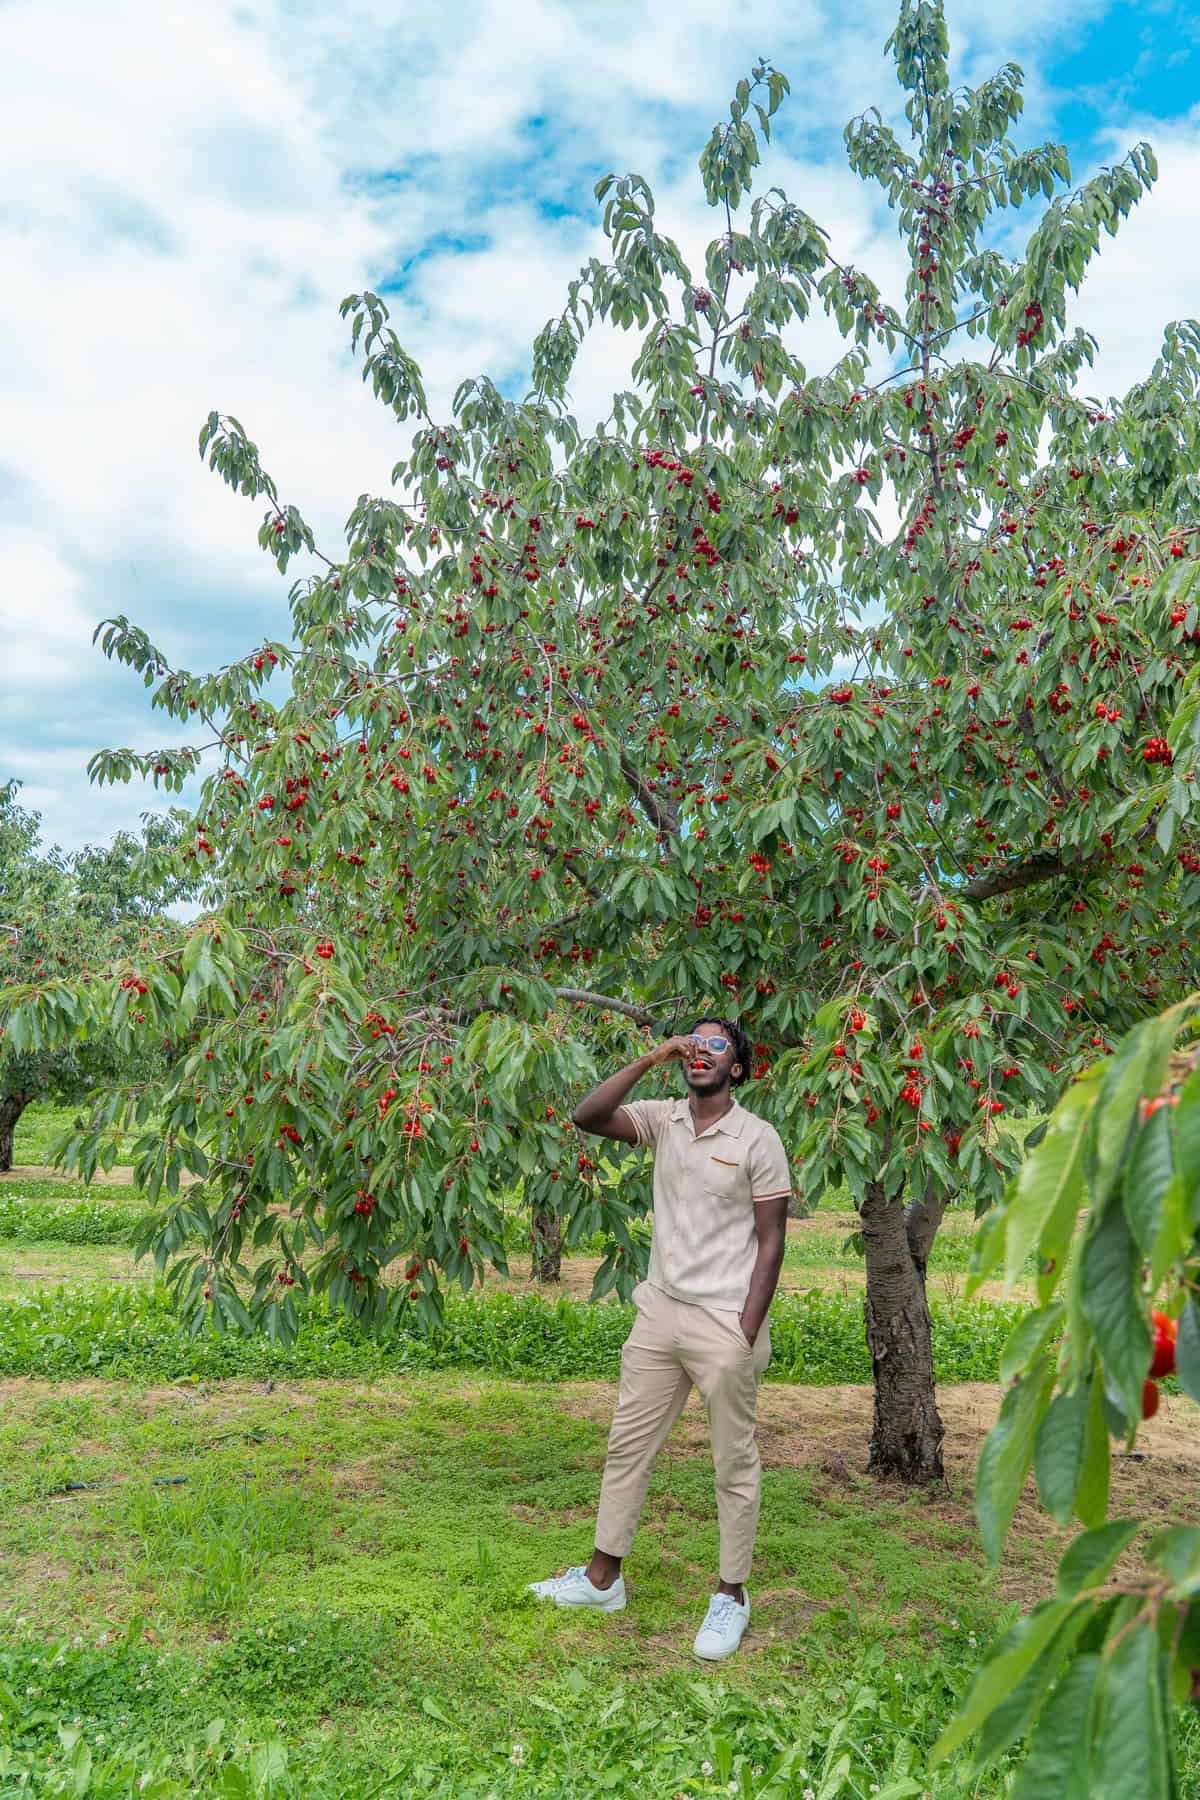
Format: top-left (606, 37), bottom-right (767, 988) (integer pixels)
top-left (334, 1457), bottom-right (391, 1497)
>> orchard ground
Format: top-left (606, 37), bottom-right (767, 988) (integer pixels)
top-left (2, 1104), bottom-right (1200, 1796)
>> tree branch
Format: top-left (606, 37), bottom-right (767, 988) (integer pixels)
top-left (618, 752), bottom-right (679, 839)
top-left (1016, 707), bottom-right (1071, 808)
top-left (553, 988), bottom-right (681, 1027)
top-left (962, 851), bottom-right (1098, 902)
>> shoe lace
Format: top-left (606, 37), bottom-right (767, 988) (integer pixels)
top-left (705, 1593), bottom-right (738, 1628)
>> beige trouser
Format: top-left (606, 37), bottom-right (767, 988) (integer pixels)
top-left (594, 1280), bottom-right (771, 1586)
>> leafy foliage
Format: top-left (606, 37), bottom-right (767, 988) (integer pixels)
top-left (940, 998), bottom-right (1200, 1791)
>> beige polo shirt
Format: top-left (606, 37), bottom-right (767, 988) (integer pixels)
top-left (617, 1095), bottom-right (793, 1311)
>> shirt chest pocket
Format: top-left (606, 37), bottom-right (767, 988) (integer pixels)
top-left (704, 1151), bottom-right (749, 1202)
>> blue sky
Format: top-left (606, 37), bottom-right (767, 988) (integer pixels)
top-left (2, 0), bottom-right (1198, 858)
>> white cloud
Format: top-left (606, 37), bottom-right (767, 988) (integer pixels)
top-left (1071, 113), bottom-right (1200, 399)
top-left (3, 534), bottom-right (97, 685)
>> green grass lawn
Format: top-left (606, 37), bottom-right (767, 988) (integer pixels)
top-left (11, 1372), bottom-right (1195, 1798)
top-left (2, 1103), bottom-right (1196, 1795)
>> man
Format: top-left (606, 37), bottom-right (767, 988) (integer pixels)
top-left (530, 1016), bottom-right (792, 1661)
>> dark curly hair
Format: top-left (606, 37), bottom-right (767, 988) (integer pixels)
top-left (689, 1015), bottom-right (753, 1087)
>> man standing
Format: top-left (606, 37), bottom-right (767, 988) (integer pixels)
top-left (530, 1016), bottom-right (792, 1660)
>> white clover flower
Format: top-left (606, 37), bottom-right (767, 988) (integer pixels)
top-left (804, 1789), bottom-right (816, 1800)
top-left (510, 1744), bottom-right (525, 1767)
top-left (701, 1761), bottom-right (714, 1776)
top-left (871, 1786), bottom-right (881, 1795)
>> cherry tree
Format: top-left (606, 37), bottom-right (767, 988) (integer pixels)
top-left (0, 783), bottom-right (193, 1168)
top-left (5, 0), bottom-right (1198, 1480)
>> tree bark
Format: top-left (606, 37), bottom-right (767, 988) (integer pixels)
top-left (861, 1174), bottom-right (945, 1482)
top-left (0, 1091), bottom-right (33, 1173)
top-left (530, 1207), bottom-right (562, 1283)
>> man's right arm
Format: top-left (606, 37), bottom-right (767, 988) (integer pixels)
top-left (571, 1036), bottom-right (699, 1143)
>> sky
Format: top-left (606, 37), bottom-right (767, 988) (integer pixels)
top-left (3, 0), bottom-right (1199, 859)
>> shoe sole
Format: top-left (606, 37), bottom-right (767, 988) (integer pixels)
top-left (528, 1586), bottom-right (627, 1613)
top-left (555, 1592), bottom-right (626, 1612)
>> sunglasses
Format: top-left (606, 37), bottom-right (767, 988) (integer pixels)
top-left (692, 1035), bottom-right (731, 1054)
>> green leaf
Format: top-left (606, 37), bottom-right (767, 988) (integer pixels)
top-left (1176, 1298), bottom-right (1200, 1404)
top-left (966, 1200), bottom-right (1007, 1298)
top-left (1074, 1357), bottom-right (1111, 1527)
top-left (1000, 1301), bottom-right (1064, 1385)
top-left (1122, 1105), bottom-right (1174, 1257)
top-left (1034, 1379), bottom-right (1091, 1525)
top-left (931, 1599), bottom-right (1073, 1764)
top-left (1086, 1017), bottom-right (1176, 1210)
top-left (1056, 1520), bottom-right (1140, 1598)
top-left (1093, 1622), bottom-right (1169, 1799)
top-left (1005, 1080), bottom-right (1091, 1288)
top-left (976, 1353), bottom-right (1056, 1564)
top-left (1176, 1067), bottom-right (1200, 1224)
top-left (975, 1603), bottom-right (1092, 1771)
top-left (1007, 1653), bottom-right (1101, 1800)
top-left (1145, 1524), bottom-right (1200, 1594)
top-left (1078, 1204), bottom-right (1151, 1424)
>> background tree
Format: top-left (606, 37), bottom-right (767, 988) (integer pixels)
top-left (5, 0), bottom-right (1198, 1480)
top-left (0, 782), bottom-right (195, 1168)
top-left (935, 996), bottom-right (1200, 1795)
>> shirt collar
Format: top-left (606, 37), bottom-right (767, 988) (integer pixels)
top-left (670, 1096), bottom-right (746, 1139)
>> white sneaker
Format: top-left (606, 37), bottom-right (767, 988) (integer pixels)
top-left (693, 1589), bottom-right (750, 1660)
top-left (528, 1566), bottom-right (627, 1612)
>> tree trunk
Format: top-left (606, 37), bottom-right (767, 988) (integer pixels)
top-left (530, 1207), bottom-right (562, 1283)
top-left (861, 1174), bottom-right (946, 1483)
top-left (0, 1091), bottom-right (33, 1173)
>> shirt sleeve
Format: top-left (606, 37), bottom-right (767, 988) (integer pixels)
top-left (618, 1098), bottom-right (673, 1149)
top-left (749, 1124), bottom-right (793, 1204)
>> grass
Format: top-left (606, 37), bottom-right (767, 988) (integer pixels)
top-left (1, 1104), bottom-right (1198, 1793)
top-left (0, 1281), bottom-right (1028, 1385)
top-left (9, 1373), bottom-right (1197, 1797)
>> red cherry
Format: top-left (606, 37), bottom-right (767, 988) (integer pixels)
top-left (1149, 1311), bottom-right (1177, 1379)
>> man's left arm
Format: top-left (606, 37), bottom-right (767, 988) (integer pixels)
top-left (739, 1195), bottom-right (788, 1345)
top-left (739, 1128), bottom-right (794, 1345)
